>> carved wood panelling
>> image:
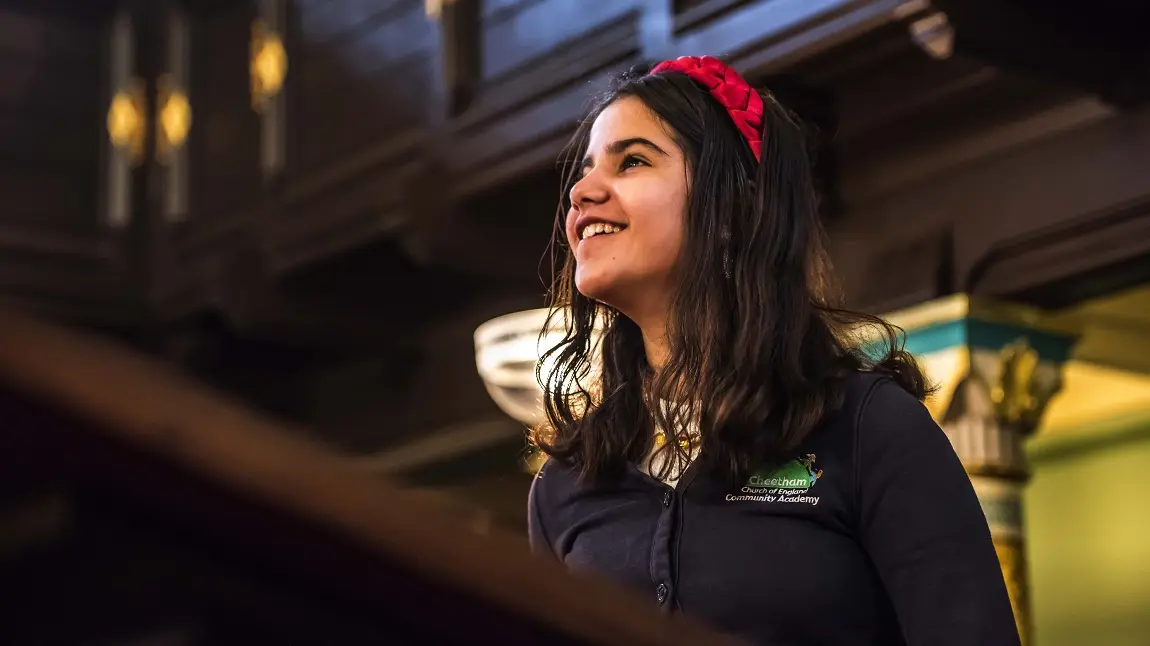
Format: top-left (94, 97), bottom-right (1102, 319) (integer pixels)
top-left (293, 0), bottom-right (434, 177)
top-left (0, 8), bottom-right (102, 235)
top-left (265, 162), bottom-right (418, 274)
top-left (480, 0), bottom-right (640, 82)
top-left (675, 0), bottom-right (855, 60)
top-left (189, 3), bottom-right (262, 222)
top-left (447, 80), bottom-right (597, 200)
top-left (0, 5), bottom-right (131, 325)
top-left (674, 0), bottom-right (715, 13)
top-left (442, 0), bottom-right (643, 196)
top-left (147, 0), bottom-right (1150, 342)
top-left (833, 104), bottom-right (1150, 311)
top-left (672, 0), bottom-right (754, 34)
top-left (481, 0), bottom-right (536, 20)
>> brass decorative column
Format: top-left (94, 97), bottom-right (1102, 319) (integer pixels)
top-left (104, 11), bottom-right (145, 229)
top-left (251, 0), bottom-right (289, 178)
top-left (156, 3), bottom-right (192, 222)
top-left (886, 296), bottom-right (1078, 645)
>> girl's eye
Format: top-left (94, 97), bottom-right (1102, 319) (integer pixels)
top-left (620, 155), bottom-right (647, 171)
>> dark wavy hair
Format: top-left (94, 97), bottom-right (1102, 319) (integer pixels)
top-left (534, 63), bottom-right (929, 485)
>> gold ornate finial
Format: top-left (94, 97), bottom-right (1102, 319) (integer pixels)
top-left (107, 78), bottom-right (147, 165)
top-left (250, 19), bottom-right (288, 113)
top-left (155, 74), bottom-right (192, 163)
top-left (990, 337), bottom-right (1050, 432)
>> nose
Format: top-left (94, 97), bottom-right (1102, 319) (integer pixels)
top-left (569, 169), bottom-right (608, 211)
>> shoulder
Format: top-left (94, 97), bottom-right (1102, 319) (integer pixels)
top-left (528, 458), bottom-right (580, 516)
top-left (830, 370), bottom-right (946, 465)
top-left (836, 370), bottom-right (928, 427)
top-left (830, 371), bottom-right (908, 429)
top-left (527, 458), bottom-right (583, 556)
top-left (844, 370), bottom-right (957, 471)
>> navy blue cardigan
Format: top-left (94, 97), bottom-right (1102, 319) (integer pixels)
top-left (529, 372), bottom-right (1020, 646)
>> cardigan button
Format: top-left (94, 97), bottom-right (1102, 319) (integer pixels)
top-left (656, 583), bottom-right (669, 604)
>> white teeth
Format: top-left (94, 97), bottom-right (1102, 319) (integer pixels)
top-left (581, 223), bottom-right (624, 240)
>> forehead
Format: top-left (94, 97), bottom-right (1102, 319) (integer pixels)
top-left (587, 95), bottom-right (673, 152)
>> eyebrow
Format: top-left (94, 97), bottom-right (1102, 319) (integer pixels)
top-left (580, 137), bottom-right (669, 172)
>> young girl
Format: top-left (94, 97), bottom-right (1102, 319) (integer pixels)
top-left (528, 56), bottom-right (1020, 645)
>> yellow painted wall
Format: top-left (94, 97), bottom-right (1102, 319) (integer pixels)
top-left (1026, 429), bottom-right (1150, 646)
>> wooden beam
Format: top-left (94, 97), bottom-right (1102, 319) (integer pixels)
top-left (967, 199), bottom-right (1150, 307)
top-left (674, 0), bottom-right (923, 74)
top-left (933, 0), bottom-right (1150, 109)
top-left (833, 98), bottom-right (1150, 313)
top-left (0, 308), bottom-right (737, 646)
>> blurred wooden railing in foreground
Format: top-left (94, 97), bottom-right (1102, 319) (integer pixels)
top-left (0, 310), bottom-right (736, 645)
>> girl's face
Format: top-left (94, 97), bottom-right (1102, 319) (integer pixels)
top-left (565, 96), bottom-right (690, 326)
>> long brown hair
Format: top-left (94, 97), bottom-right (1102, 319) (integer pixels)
top-left (534, 64), bottom-right (929, 485)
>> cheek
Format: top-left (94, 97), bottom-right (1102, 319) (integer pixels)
top-left (629, 185), bottom-right (687, 256)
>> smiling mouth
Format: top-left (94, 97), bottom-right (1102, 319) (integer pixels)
top-left (580, 222), bottom-right (626, 241)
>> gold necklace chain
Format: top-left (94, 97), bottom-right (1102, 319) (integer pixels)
top-left (654, 429), bottom-right (698, 450)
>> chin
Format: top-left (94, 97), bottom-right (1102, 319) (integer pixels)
top-left (574, 279), bottom-right (611, 304)
top-left (574, 270), bottom-right (622, 305)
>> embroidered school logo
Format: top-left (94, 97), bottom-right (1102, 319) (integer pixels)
top-left (725, 453), bottom-right (823, 506)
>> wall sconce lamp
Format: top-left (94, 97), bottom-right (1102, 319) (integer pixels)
top-left (156, 74), bottom-right (192, 164)
top-left (107, 78), bottom-right (147, 166)
top-left (250, 19), bottom-right (288, 113)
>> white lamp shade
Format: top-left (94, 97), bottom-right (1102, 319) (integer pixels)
top-left (474, 307), bottom-right (601, 425)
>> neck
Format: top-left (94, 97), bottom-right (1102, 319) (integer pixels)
top-left (615, 292), bottom-right (671, 370)
top-left (641, 323), bottom-right (669, 372)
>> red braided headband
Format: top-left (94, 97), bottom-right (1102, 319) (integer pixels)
top-left (649, 55), bottom-right (764, 162)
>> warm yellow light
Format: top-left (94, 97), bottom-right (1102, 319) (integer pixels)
top-left (106, 81), bottom-right (146, 163)
top-left (157, 85), bottom-right (192, 160)
top-left (250, 20), bottom-right (287, 113)
top-left (1040, 362), bottom-right (1150, 437)
top-left (107, 94), bottom-right (139, 147)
